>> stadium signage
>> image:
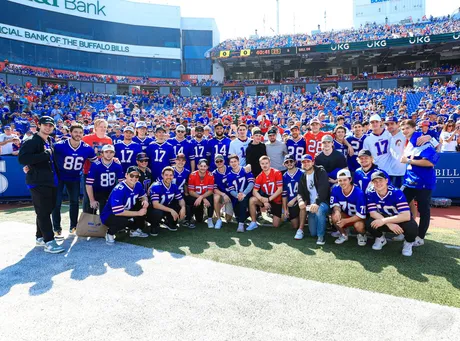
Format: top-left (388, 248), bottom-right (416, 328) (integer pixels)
top-left (409, 36), bottom-right (430, 44)
top-left (366, 40), bottom-right (387, 48)
top-left (26, 0), bottom-right (106, 16)
top-left (330, 43), bottom-right (350, 51)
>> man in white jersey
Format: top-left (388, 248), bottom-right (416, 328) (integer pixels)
top-left (363, 114), bottom-right (392, 174)
top-left (229, 124), bottom-right (251, 166)
top-left (384, 117), bottom-right (407, 188)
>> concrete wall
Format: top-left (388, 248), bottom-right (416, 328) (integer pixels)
top-left (80, 82), bottom-right (93, 93)
top-left (368, 80), bottom-right (382, 89)
top-left (211, 87), bottom-right (222, 96)
top-left (381, 79), bottom-right (398, 89)
top-left (338, 81), bottom-right (353, 90)
top-left (245, 86), bottom-right (257, 95)
top-left (159, 87), bottom-right (170, 95)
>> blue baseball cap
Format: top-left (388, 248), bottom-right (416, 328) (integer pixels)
top-left (385, 117), bottom-right (398, 123)
top-left (301, 154), bottom-right (314, 162)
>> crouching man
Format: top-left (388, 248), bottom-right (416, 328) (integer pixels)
top-left (147, 167), bottom-right (186, 236)
top-left (101, 166), bottom-right (149, 245)
top-left (365, 171), bottom-right (418, 257)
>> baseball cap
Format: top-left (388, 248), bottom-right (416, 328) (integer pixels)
top-left (369, 114), bottom-right (382, 122)
top-left (310, 118), bottom-right (321, 125)
top-left (124, 126), bottom-right (135, 133)
top-left (176, 153), bottom-right (186, 160)
top-left (358, 149), bottom-right (372, 157)
top-left (155, 126), bottom-right (166, 133)
top-left (195, 126), bottom-right (204, 132)
top-left (176, 125), bottom-right (186, 132)
top-left (321, 135), bottom-right (333, 143)
top-left (301, 154), bottom-right (314, 162)
top-left (385, 117), bottom-right (398, 123)
top-left (371, 170), bottom-right (387, 181)
top-left (337, 169), bottom-right (352, 179)
top-left (136, 152), bottom-right (149, 161)
top-left (215, 123), bottom-right (224, 128)
top-left (290, 125), bottom-right (300, 130)
top-left (267, 127), bottom-right (277, 135)
top-left (284, 154), bottom-right (295, 163)
top-left (252, 128), bottom-right (262, 135)
top-left (135, 121), bottom-right (147, 128)
top-left (4, 125), bottom-right (11, 130)
top-left (38, 116), bottom-right (55, 126)
top-left (214, 154), bottom-right (225, 161)
top-left (101, 144), bottom-right (115, 152)
top-left (420, 121), bottom-right (430, 127)
top-left (126, 166), bottom-right (140, 174)
top-left (197, 158), bottom-right (208, 166)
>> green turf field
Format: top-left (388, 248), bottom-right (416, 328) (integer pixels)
top-left (2, 205), bottom-right (459, 308)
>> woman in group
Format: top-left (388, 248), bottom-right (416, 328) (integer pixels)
top-left (438, 120), bottom-right (459, 153)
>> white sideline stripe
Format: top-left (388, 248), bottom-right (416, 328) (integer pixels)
top-left (444, 245), bottom-right (460, 250)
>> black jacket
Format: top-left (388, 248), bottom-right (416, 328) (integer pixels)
top-left (246, 142), bottom-right (267, 177)
top-left (297, 165), bottom-right (330, 206)
top-left (18, 133), bottom-right (57, 187)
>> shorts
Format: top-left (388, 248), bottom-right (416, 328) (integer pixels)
top-left (259, 192), bottom-right (282, 218)
top-left (338, 213), bottom-right (359, 228)
top-left (217, 194), bottom-right (234, 215)
top-left (288, 204), bottom-right (300, 220)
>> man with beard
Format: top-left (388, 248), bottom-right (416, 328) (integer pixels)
top-left (146, 126), bottom-right (175, 181)
top-left (190, 125), bottom-right (210, 166)
top-left (208, 123), bottom-right (231, 171)
top-left (168, 125), bottom-right (195, 171)
top-left (286, 125), bottom-right (306, 168)
top-left (115, 126), bottom-right (142, 173)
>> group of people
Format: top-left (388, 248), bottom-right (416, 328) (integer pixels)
top-left (211, 14), bottom-right (460, 53)
top-left (17, 106), bottom-right (438, 258)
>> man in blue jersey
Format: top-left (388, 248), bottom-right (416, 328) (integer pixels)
top-left (168, 125), bottom-right (195, 171)
top-left (146, 126), bottom-right (175, 181)
top-left (282, 154), bottom-right (303, 230)
top-left (115, 126), bottom-right (142, 173)
top-left (52, 123), bottom-right (97, 237)
top-left (346, 121), bottom-right (367, 173)
top-left (330, 169), bottom-right (367, 246)
top-left (285, 125), bottom-right (306, 168)
top-left (366, 171), bottom-right (418, 256)
top-left (229, 124), bottom-right (251, 166)
top-left (212, 154), bottom-right (233, 229)
top-left (111, 126), bottom-right (124, 144)
top-left (101, 166), bottom-right (149, 245)
top-left (136, 152), bottom-right (153, 194)
top-left (353, 149), bottom-right (388, 192)
top-left (226, 154), bottom-right (255, 233)
top-left (172, 153), bottom-right (191, 195)
top-left (400, 119), bottom-right (440, 247)
top-left (190, 125), bottom-right (210, 165)
top-left (147, 166), bottom-right (186, 236)
top-left (208, 123), bottom-right (231, 171)
top-left (86, 144), bottom-right (124, 215)
top-left (133, 121), bottom-right (154, 151)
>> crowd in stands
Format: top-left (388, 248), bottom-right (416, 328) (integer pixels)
top-left (210, 14), bottom-right (460, 53)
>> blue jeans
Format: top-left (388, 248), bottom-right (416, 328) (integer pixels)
top-left (307, 202), bottom-right (330, 238)
top-left (52, 180), bottom-right (81, 232)
top-left (390, 176), bottom-right (404, 189)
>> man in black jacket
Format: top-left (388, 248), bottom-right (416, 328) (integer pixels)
top-left (246, 128), bottom-right (266, 177)
top-left (294, 154), bottom-right (331, 245)
top-left (18, 116), bottom-right (65, 254)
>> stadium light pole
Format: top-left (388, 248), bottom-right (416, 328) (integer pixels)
top-left (276, 0), bottom-right (280, 35)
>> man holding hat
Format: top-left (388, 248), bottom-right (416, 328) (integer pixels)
top-left (365, 170), bottom-right (418, 256)
top-left (18, 116), bottom-right (64, 254)
top-left (295, 154), bottom-right (330, 245)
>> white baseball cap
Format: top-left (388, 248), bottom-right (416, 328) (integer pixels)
top-left (102, 144), bottom-right (115, 152)
top-left (369, 114), bottom-right (382, 122)
top-left (337, 169), bottom-right (352, 179)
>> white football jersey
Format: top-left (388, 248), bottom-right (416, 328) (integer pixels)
top-left (229, 138), bottom-right (251, 166)
top-left (363, 129), bottom-right (393, 173)
top-left (388, 130), bottom-right (407, 176)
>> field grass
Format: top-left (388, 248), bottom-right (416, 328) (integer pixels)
top-left (1, 205), bottom-right (460, 308)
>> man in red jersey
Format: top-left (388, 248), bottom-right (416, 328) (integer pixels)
top-left (304, 118), bottom-right (331, 158)
top-left (248, 156), bottom-right (283, 231)
top-left (187, 159), bottom-right (215, 228)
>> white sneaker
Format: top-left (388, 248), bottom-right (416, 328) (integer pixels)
top-left (392, 234), bottom-right (405, 242)
top-left (105, 233), bottom-right (115, 245)
top-left (130, 229), bottom-right (149, 238)
top-left (335, 234), bottom-right (348, 244)
top-left (402, 241), bottom-right (413, 257)
top-left (413, 236), bottom-right (425, 247)
top-left (246, 222), bottom-right (258, 231)
top-left (372, 236), bottom-right (387, 250)
top-left (357, 234), bottom-right (368, 247)
top-left (215, 219), bottom-right (223, 230)
top-left (294, 229), bottom-right (304, 240)
top-left (207, 218), bottom-right (215, 229)
top-left (236, 224), bottom-right (245, 233)
top-left (316, 236), bottom-right (326, 245)
top-left (331, 230), bottom-right (341, 238)
top-left (36, 237), bottom-right (45, 247)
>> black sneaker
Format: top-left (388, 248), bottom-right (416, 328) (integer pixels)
top-left (150, 226), bottom-right (159, 237)
top-left (167, 225), bottom-right (178, 232)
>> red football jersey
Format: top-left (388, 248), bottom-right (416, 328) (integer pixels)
top-left (188, 171), bottom-right (214, 195)
top-left (303, 131), bottom-right (332, 158)
top-left (254, 168), bottom-right (283, 204)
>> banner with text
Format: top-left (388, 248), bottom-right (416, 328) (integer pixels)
top-left (0, 23), bottom-right (181, 59)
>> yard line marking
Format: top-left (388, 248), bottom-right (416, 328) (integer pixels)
top-left (444, 245), bottom-right (460, 250)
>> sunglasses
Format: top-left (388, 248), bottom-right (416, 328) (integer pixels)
top-left (215, 159), bottom-right (224, 164)
top-left (129, 174), bottom-right (140, 179)
top-left (285, 160), bottom-right (295, 164)
top-left (447, 125), bottom-right (454, 127)
top-left (177, 130), bottom-right (186, 133)
top-left (138, 159), bottom-right (148, 163)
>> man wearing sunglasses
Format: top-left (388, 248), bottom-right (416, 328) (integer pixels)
top-left (136, 152), bottom-right (153, 194)
top-left (101, 166), bottom-right (149, 245)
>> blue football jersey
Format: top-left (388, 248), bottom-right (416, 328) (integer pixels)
top-left (354, 165), bottom-right (388, 193)
top-left (54, 139), bottom-right (97, 182)
top-left (101, 181), bottom-right (146, 223)
top-left (212, 165), bottom-right (231, 193)
top-left (168, 137), bottom-right (194, 168)
top-left (366, 185), bottom-right (410, 217)
top-left (149, 180), bottom-right (183, 205)
top-left (115, 141), bottom-right (142, 173)
top-left (146, 141), bottom-right (176, 181)
top-left (208, 137), bottom-right (231, 170)
top-left (403, 139), bottom-right (439, 190)
top-left (346, 135), bottom-right (367, 172)
top-left (111, 134), bottom-right (124, 144)
top-left (330, 185), bottom-right (366, 219)
top-left (172, 167), bottom-right (191, 194)
top-left (133, 136), bottom-right (154, 151)
top-left (333, 140), bottom-right (348, 158)
top-left (226, 167), bottom-right (254, 193)
top-left (282, 168), bottom-right (304, 201)
top-left (86, 160), bottom-right (124, 193)
top-left (190, 138), bottom-right (210, 161)
top-left (286, 138), bottom-right (307, 167)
